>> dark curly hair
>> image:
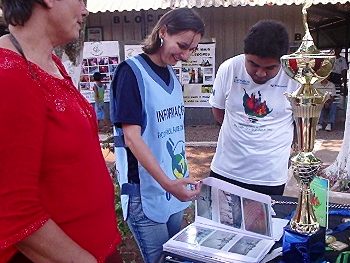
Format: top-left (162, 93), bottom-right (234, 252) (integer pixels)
top-left (1, 0), bottom-right (48, 26)
top-left (142, 8), bottom-right (205, 55)
top-left (244, 20), bottom-right (289, 60)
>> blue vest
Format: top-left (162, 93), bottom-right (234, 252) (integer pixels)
top-left (113, 55), bottom-right (190, 223)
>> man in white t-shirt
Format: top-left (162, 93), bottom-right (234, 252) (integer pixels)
top-left (209, 20), bottom-right (299, 195)
top-left (314, 78), bottom-right (337, 132)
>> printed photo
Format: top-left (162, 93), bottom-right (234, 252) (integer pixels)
top-left (109, 64), bottom-right (118, 73)
top-left (97, 57), bottom-right (109, 65)
top-left (81, 66), bottom-right (89, 74)
top-left (201, 230), bottom-right (236, 250)
top-left (88, 57), bottom-right (98, 66)
top-left (88, 66), bottom-right (99, 74)
top-left (99, 65), bottom-right (109, 73)
top-left (80, 74), bottom-right (90, 83)
top-left (228, 236), bottom-right (261, 256)
top-left (204, 76), bottom-right (213, 82)
top-left (109, 56), bottom-right (119, 65)
top-left (243, 198), bottom-right (270, 236)
top-left (82, 59), bottom-right (88, 67)
top-left (201, 85), bottom-right (213, 94)
top-left (219, 190), bottom-right (243, 229)
top-left (79, 82), bottom-right (90, 90)
top-left (197, 184), bottom-right (212, 220)
top-left (203, 67), bottom-right (213, 75)
top-left (175, 225), bottom-right (214, 246)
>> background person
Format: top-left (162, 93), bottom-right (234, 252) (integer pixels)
top-left (92, 71), bottom-right (107, 131)
top-left (329, 48), bottom-right (348, 95)
top-left (209, 20), bottom-right (299, 196)
top-left (110, 8), bottom-right (205, 263)
top-left (0, 1), bottom-right (122, 262)
top-left (315, 77), bottom-right (337, 132)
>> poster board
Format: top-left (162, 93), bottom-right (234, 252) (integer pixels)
top-left (182, 43), bottom-right (215, 107)
top-left (123, 42), bottom-right (216, 107)
top-left (79, 41), bottom-right (120, 103)
top-left (163, 177), bottom-right (288, 263)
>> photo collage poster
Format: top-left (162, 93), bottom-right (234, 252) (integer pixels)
top-left (182, 42), bottom-right (215, 108)
top-left (123, 42), bottom-right (216, 107)
top-left (79, 41), bottom-right (120, 103)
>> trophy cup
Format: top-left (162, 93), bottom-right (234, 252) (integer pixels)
top-left (280, 2), bottom-right (335, 262)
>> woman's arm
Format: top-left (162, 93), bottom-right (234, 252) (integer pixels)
top-left (122, 124), bottom-right (201, 201)
top-left (17, 219), bottom-right (97, 263)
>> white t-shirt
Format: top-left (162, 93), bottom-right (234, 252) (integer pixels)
top-left (209, 54), bottom-right (299, 186)
top-left (332, 56), bottom-right (348, 75)
top-left (313, 81), bottom-right (336, 96)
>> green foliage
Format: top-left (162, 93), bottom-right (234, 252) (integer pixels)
top-left (114, 184), bottom-right (131, 237)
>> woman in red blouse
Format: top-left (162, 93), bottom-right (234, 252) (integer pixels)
top-left (0, 0), bottom-right (122, 262)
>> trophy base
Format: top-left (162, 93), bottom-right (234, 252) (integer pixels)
top-left (282, 226), bottom-right (325, 263)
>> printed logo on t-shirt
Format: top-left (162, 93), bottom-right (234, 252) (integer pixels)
top-left (242, 89), bottom-right (272, 123)
top-left (234, 77), bottom-right (250, 85)
top-left (166, 138), bottom-right (188, 179)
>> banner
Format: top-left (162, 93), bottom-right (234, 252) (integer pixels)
top-left (79, 41), bottom-right (120, 103)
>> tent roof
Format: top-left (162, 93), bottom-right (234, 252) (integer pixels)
top-left (86, 0), bottom-right (349, 13)
top-left (308, 2), bottom-right (350, 48)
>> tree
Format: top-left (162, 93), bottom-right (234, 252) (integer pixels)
top-left (322, 93), bottom-right (350, 192)
top-left (55, 0), bottom-right (87, 88)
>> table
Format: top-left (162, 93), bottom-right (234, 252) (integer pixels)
top-left (163, 196), bottom-right (350, 263)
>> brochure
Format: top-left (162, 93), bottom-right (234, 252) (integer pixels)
top-left (310, 176), bottom-right (329, 228)
top-left (163, 177), bottom-right (287, 263)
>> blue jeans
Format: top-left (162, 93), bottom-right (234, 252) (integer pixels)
top-left (319, 102), bottom-right (337, 125)
top-left (127, 195), bottom-right (184, 263)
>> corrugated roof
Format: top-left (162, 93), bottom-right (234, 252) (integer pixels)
top-left (87, 0), bottom-right (350, 13)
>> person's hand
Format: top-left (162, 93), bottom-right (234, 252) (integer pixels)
top-left (164, 178), bottom-right (202, 202)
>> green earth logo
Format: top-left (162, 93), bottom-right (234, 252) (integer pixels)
top-left (166, 138), bottom-right (187, 179)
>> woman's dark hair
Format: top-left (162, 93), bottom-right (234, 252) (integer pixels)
top-left (244, 20), bottom-right (289, 60)
top-left (142, 8), bottom-right (205, 54)
top-left (1, 0), bottom-right (48, 26)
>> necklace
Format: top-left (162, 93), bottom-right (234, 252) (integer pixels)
top-left (8, 33), bottom-right (37, 79)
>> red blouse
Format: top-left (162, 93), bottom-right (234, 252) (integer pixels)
top-left (0, 49), bottom-right (121, 262)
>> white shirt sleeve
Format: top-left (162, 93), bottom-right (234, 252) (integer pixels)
top-left (209, 59), bottom-right (233, 109)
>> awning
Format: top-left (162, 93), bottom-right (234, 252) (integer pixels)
top-left (87, 0), bottom-right (350, 13)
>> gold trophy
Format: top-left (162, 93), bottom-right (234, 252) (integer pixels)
top-left (280, 2), bottom-right (335, 262)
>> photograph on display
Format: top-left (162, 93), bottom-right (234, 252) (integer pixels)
top-left (163, 177), bottom-right (275, 263)
top-left (228, 236), bottom-right (261, 256)
top-left (243, 198), bottom-right (270, 236)
top-left (201, 230), bottom-right (236, 250)
top-left (201, 85), bottom-right (213, 93)
top-left (109, 57), bottom-right (119, 64)
top-left (197, 184), bottom-right (213, 220)
top-left (218, 190), bottom-right (243, 229)
top-left (175, 225), bottom-right (214, 245)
